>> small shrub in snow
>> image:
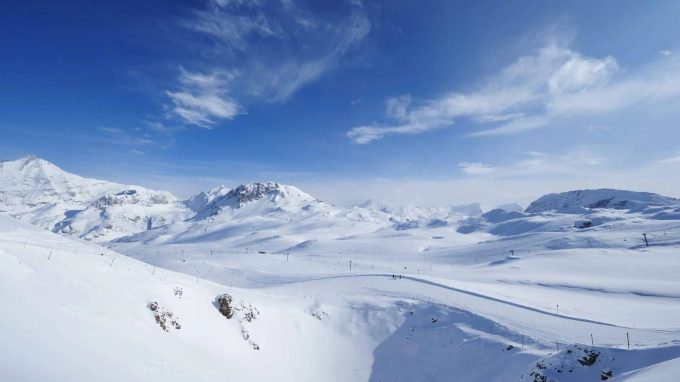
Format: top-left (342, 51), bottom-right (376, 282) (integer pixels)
top-left (174, 287), bottom-right (183, 299)
top-left (577, 349), bottom-right (599, 366)
top-left (310, 310), bottom-right (329, 320)
top-left (214, 294), bottom-right (261, 350)
top-left (147, 301), bottom-right (181, 332)
top-left (236, 301), bottom-right (260, 322)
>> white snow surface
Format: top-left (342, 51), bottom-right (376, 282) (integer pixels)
top-left (2, 156), bottom-right (680, 381)
top-left (0, 156), bottom-right (191, 242)
top-left (525, 188), bottom-right (680, 213)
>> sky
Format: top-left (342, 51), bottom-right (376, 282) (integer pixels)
top-left (2, 0), bottom-right (680, 207)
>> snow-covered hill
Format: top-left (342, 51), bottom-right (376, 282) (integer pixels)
top-left (0, 156), bottom-right (123, 226)
top-left (0, 156), bottom-right (191, 242)
top-left (0, 214), bottom-right (394, 381)
top-left (525, 188), bottom-right (680, 214)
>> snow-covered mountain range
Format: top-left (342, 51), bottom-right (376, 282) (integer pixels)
top-left (2, 156), bottom-right (680, 251)
top-left (3, 155), bottom-right (680, 381)
top-left (0, 157), bottom-right (487, 246)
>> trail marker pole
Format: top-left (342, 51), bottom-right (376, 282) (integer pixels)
top-left (627, 332), bottom-right (630, 349)
top-left (48, 251), bottom-right (52, 260)
top-left (591, 333), bottom-right (594, 345)
top-left (556, 304), bottom-right (559, 315)
top-left (642, 233), bottom-right (649, 247)
top-left (349, 260), bottom-right (352, 271)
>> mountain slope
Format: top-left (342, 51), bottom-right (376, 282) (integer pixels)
top-left (0, 156), bottom-right (191, 242)
top-left (526, 189), bottom-right (679, 213)
top-left (0, 213), bottom-right (388, 381)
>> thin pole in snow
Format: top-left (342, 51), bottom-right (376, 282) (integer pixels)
top-left (627, 332), bottom-right (630, 349)
top-left (642, 233), bottom-right (649, 247)
top-left (349, 260), bottom-right (352, 271)
top-left (591, 333), bottom-right (594, 346)
top-left (556, 304), bottom-right (559, 315)
top-left (48, 251), bottom-right (52, 260)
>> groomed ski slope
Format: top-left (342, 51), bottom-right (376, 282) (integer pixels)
top-left (3, 212), bottom-right (680, 381)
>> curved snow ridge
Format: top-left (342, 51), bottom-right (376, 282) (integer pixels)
top-left (497, 279), bottom-right (680, 300)
top-left (226, 272), bottom-right (669, 330)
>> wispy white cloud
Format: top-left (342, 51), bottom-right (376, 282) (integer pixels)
top-left (657, 152), bottom-right (680, 163)
top-left (165, 69), bottom-right (241, 127)
top-left (458, 162), bottom-right (497, 175)
top-left (98, 127), bottom-right (155, 146)
top-left (165, 0), bottom-right (370, 127)
top-left (348, 41), bottom-right (680, 143)
top-left (145, 121), bottom-right (185, 135)
top-left (457, 149), bottom-right (605, 178)
top-left (189, 1), bottom-right (284, 52)
top-left (242, 11), bottom-right (370, 103)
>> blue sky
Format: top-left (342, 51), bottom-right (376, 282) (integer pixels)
top-left (2, 0), bottom-right (680, 206)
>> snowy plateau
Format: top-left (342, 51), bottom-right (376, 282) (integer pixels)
top-left (1, 155), bottom-right (680, 382)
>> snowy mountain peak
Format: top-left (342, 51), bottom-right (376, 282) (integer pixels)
top-left (226, 182), bottom-right (310, 206)
top-left (525, 188), bottom-right (680, 213)
top-left (358, 199), bottom-right (392, 213)
top-left (192, 181), bottom-right (328, 220)
top-left (0, 156), bottom-right (191, 241)
top-left (184, 184), bottom-right (231, 212)
top-left (0, 156), bottom-right (123, 211)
